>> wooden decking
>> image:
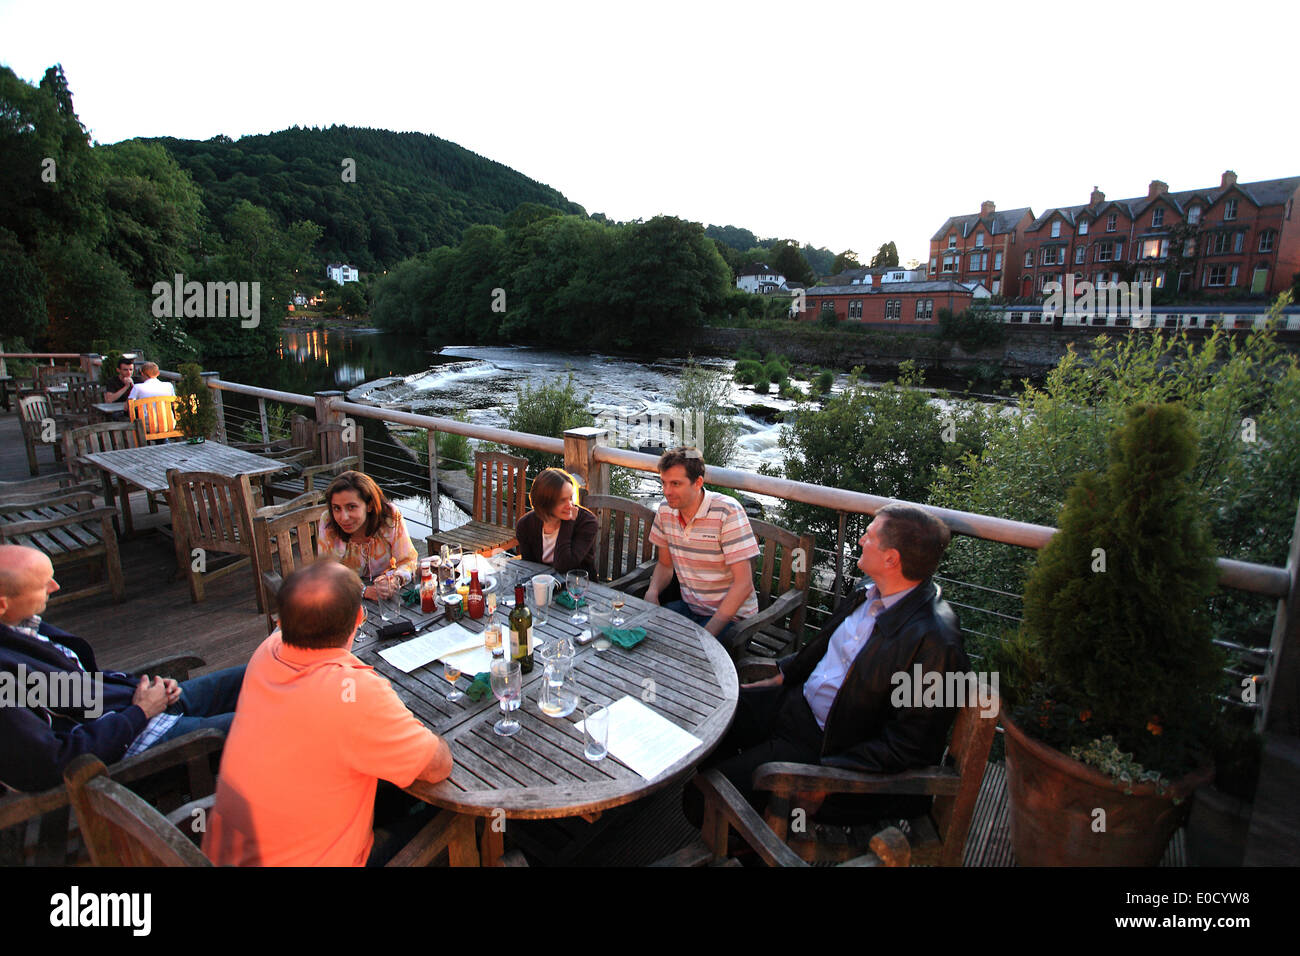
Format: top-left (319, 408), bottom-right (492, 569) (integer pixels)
top-left (0, 410), bottom-right (1199, 866)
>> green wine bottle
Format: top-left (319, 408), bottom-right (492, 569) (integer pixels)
top-left (509, 584), bottom-right (534, 673)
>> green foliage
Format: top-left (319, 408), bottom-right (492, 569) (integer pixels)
top-left (505, 373), bottom-right (593, 476)
top-left (767, 240), bottom-right (814, 286)
top-left (778, 362), bottom-right (991, 558)
top-left (733, 359), bottom-right (763, 384)
top-left (815, 369), bottom-right (834, 394)
top-left (751, 373), bottom-right (770, 394)
top-left (830, 250), bottom-right (860, 274)
top-left (937, 305), bottom-right (1007, 352)
top-left (673, 360), bottom-right (738, 467)
top-left (999, 404), bottom-right (1221, 779)
top-left (174, 363), bottom-right (216, 439)
top-left (870, 242), bottom-right (900, 268)
top-left (239, 401), bottom-right (293, 444)
top-left (433, 413), bottom-right (475, 476)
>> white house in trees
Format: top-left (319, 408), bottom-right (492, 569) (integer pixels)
top-left (736, 263), bottom-right (788, 293)
top-left (326, 263), bottom-right (360, 284)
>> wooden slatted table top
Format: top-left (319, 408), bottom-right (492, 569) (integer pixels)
top-left (356, 558), bottom-right (739, 821)
top-left (82, 442), bottom-right (288, 494)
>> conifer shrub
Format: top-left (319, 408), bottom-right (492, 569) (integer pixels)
top-left (996, 403), bottom-right (1221, 780)
top-left (175, 363), bottom-right (217, 440)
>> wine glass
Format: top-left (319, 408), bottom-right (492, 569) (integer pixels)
top-left (489, 658), bottom-right (522, 737)
top-left (449, 545), bottom-right (464, 585)
top-left (566, 570), bottom-right (589, 625)
top-left (611, 595), bottom-right (626, 628)
top-left (443, 659), bottom-right (465, 702)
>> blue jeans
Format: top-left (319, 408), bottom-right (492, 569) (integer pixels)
top-left (154, 665), bottom-right (246, 745)
top-left (663, 600), bottom-right (735, 645)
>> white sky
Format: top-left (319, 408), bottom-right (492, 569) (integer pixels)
top-left (3, 0), bottom-right (1297, 265)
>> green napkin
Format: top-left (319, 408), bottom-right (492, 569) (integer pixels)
top-left (465, 672), bottom-right (492, 702)
top-left (601, 626), bottom-right (647, 649)
top-left (400, 585), bottom-right (421, 607)
top-left (554, 591), bottom-right (586, 610)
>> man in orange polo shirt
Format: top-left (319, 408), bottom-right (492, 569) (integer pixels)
top-left (203, 560), bottom-right (451, 866)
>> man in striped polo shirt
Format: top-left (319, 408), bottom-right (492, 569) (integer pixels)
top-left (646, 447), bottom-right (758, 642)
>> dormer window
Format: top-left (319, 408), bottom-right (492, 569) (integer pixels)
top-left (1188, 206), bottom-right (1201, 224)
top-left (1050, 221), bottom-right (1061, 238)
top-left (947, 236), bottom-right (957, 249)
top-left (975, 233), bottom-right (984, 248)
top-left (1151, 208), bottom-right (1164, 227)
top-left (1078, 221), bottom-right (1089, 235)
top-left (1224, 199), bottom-right (1237, 220)
top-left (1106, 214), bottom-right (1117, 232)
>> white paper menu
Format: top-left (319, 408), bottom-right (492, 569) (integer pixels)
top-left (577, 696), bottom-right (704, 781)
top-left (377, 623), bottom-right (482, 673)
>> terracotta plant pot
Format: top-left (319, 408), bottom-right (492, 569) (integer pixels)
top-left (1002, 710), bottom-right (1213, 866)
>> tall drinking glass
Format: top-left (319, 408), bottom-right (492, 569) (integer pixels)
top-left (566, 570), bottom-right (589, 625)
top-left (489, 658), bottom-right (522, 737)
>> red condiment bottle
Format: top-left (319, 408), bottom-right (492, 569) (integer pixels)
top-left (420, 560), bottom-right (436, 614)
top-left (467, 570), bottom-right (485, 619)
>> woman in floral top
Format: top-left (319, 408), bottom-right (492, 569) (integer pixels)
top-left (318, 471), bottom-right (419, 600)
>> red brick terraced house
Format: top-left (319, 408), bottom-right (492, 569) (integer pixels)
top-left (927, 202), bottom-right (1035, 296)
top-left (800, 280), bottom-right (981, 326)
top-left (1019, 172), bottom-right (1300, 299)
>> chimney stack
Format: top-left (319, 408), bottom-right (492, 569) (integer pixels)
top-left (1090, 186), bottom-right (1105, 206)
top-left (1221, 169), bottom-right (1237, 189)
top-left (1148, 180), bottom-right (1168, 200)
top-left (980, 200), bottom-right (996, 217)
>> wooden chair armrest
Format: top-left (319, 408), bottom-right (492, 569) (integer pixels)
top-left (0, 489), bottom-right (100, 510)
top-left (694, 770), bottom-right (808, 867)
top-left (133, 654), bottom-right (206, 681)
top-left (724, 588), bottom-right (807, 654)
top-left (0, 505), bottom-right (119, 536)
top-left (261, 570), bottom-right (284, 610)
top-left (0, 728), bottom-right (225, 831)
top-left (735, 657), bottom-right (781, 684)
top-left (301, 455), bottom-right (358, 485)
top-left (165, 794), bottom-right (216, 846)
top-left (254, 489), bottom-right (324, 518)
top-left (0, 474), bottom-right (86, 495)
top-left (753, 761), bottom-right (962, 798)
top-left (608, 560), bottom-right (655, 592)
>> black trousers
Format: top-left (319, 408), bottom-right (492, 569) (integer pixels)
top-left (688, 684), bottom-right (930, 827)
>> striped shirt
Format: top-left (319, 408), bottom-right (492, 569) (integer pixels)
top-left (649, 491), bottom-right (760, 620)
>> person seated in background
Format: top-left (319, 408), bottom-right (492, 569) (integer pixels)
top-left (126, 362), bottom-right (175, 400)
top-left (104, 356), bottom-right (137, 403)
top-left (318, 470), bottom-right (419, 601)
top-left (203, 560), bottom-right (452, 866)
top-left (515, 467), bottom-right (597, 576)
top-left (0, 544), bottom-right (244, 791)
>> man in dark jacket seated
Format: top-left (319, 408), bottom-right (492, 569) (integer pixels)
top-left (699, 502), bottom-right (970, 824)
top-left (0, 544), bottom-right (245, 792)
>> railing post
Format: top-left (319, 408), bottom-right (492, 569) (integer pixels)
top-left (315, 390), bottom-right (345, 464)
top-left (564, 427), bottom-right (608, 496)
top-left (427, 428), bottom-right (441, 534)
top-left (1263, 496), bottom-right (1300, 735)
top-left (201, 372), bottom-right (227, 445)
top-left (258, 397), bottom-right (270, 444)
top-left (80, 353), bottom-right (97, 376)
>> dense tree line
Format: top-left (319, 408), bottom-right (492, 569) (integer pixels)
top-left (153, 126), bottom-right (585, 273)
top-left (370, 208), bottom-right (732, 348)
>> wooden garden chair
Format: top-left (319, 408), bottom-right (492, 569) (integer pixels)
top-left (0, 483), bottom-right (124, 605)
top-left (426, 451), bottom-right (527, 558)
top-left (62, 420), bottom-right (157, 533)
top-left (165, 469), bottom-right (262, 608)
top-left (18, 393), bottom-right (73, 475)
top-left (251, 494), bottom-right (329, 632)
top-left (128, 395), bottom-right (183, 442)
top-left (720, 666), bottom-right (998, 866)
top-left (0, 655), bottom-right (219, 866)
top-left (583, 493), bottom-right (658, 591)
top-left (723, 517), bottom-right (814, 660)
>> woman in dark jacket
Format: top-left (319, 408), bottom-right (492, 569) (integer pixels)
top-left (515, 468), bottom-right (598, 576)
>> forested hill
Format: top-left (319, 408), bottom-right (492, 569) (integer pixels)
top-left (148, 126), bottom-right (586, 272)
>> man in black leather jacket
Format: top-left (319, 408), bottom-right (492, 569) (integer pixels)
top-left (702, 502), bottom-right (970, 821)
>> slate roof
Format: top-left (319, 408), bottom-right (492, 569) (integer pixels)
top-left (931, 207), bottom-right (1033, 242)
top-left (1025, 176), bottom-right (1300, 232)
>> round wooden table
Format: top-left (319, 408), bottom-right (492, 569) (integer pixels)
top-left (355, 559), bottom-right (739, 865)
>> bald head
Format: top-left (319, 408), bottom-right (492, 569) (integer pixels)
top-left (277, 560), bottom-right (364, 650)
top-left (0, 545), bottom-right (59, 624)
